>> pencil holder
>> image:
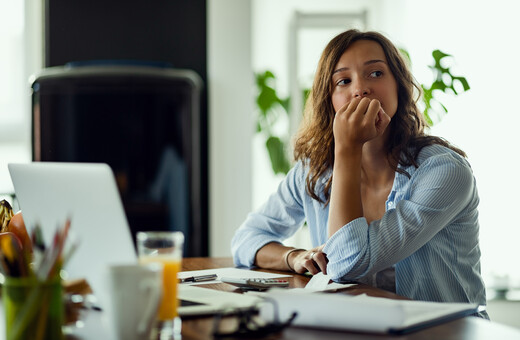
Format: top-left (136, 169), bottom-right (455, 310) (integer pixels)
top-left (2, 276), bottom-right (64, 340)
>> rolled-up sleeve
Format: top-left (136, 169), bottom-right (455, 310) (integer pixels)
top-left (231, 161), bottom-right (307, 267)
top-left (324, 152), bottom-right (478, 282)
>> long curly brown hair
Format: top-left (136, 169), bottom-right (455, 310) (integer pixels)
top-left (293, 29), bottom-right (465, 205)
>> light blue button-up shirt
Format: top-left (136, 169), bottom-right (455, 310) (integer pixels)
top-left (232, 144), bottom-right (487, 310)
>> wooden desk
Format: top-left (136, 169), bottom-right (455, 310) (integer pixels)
top-left (181, 257), bottom-right (520, 340)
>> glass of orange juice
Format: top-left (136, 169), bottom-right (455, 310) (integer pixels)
top-left (137, 231), bottom-right (184, 339)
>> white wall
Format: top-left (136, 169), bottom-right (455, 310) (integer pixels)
top-left (0, 0), bottom-right (39, 194)
top-left (208, 0), bottom-right (253, 256)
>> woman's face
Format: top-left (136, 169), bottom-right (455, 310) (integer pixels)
top-left (331, 39), bottom-right (398, 119)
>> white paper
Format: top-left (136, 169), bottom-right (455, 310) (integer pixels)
top-left (304, 272), bottom-right (331, 291)
top-left (304, 272), bottom-right (355, 291)
top-left (178, 285), bottom-right (263, 316)
top-left (178, 267), bottom-right (291, 285)
top-left (323, 282), bottom-right (356, 291)
top-left (258, 288), bottom-right (478, 333)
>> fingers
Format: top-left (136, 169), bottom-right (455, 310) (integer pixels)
top-left (376, 107), bottom-right (392, 133)
top-left (338, 97), bottom-right (370, 119)
top-left (364, 99), bottom-right (381, 123)
top-left (289, 247), bottom-right (328, 275)
top-left (335, 97), bottom-right (391, 144)
top-left (312, 251), bottom-right (328, 275)
top-left (336, 97), bottom-right (382, 126)
top-left (304, 250), bottom-right (328, 275)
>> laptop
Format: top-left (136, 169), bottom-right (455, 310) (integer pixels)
top-left (8, 162), bottom-right (259, 317)
top-left (8, 162), bottom-right (137, 309)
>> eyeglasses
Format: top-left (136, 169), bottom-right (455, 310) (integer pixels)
top-left (212, 298), bottom-right (297, 338)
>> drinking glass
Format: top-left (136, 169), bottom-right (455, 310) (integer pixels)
top-left (3, 277), bottom-right (64, 340)
top-left (137, 231), bottom-right (184, 339)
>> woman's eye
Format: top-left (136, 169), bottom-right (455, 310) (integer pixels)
top-left (369, 70), bottom-right (383, 78)
top-left (337, 78), bottom-right (351, 85)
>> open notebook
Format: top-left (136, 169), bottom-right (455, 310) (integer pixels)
top-left (259, 288), bottom-right (479, 334)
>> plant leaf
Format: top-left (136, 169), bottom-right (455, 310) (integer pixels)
top-left (452, 76), bottom-right (470, 92)
top-left (280, 97), bottom-right (290, 114)
top-left (423, 110), bottom-right (433, 126)
top-left (257, 86), bottom-right (279, 114)
top-left (432, 50), bottom-right (451, 65)
top-left (430, 80), bottom-right (447, 92)
top-left (399, 48), bottom-right (412, 67)
top-left (266, 136), bottom-right (290, 174)
top-left (439, 101), bottom-right (448, 113)
top-left (256, 70), bottom-right (275, 88)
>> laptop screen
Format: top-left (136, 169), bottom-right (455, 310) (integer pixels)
top-left (8, 162), bottom-right (137, 309)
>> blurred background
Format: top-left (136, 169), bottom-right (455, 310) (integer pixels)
top-left (1, 0), bottom-right (519, 328)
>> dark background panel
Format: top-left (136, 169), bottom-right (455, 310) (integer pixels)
top-left (43, 0), bottom-right (208, 256)
top-left (45, 0), bottom-right (207, 79)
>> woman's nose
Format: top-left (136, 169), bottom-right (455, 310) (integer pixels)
top-left (354, 87), bottom-right (370, 98)
top-left (353, 80), bottom-right (370, 98)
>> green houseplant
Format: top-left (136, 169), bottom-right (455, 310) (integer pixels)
top-left (255, 50), bottom-right (470, 175)
top-left (255, 70), bottom-right (292, 175)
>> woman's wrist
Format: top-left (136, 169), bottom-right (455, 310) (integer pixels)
top-left (334, 144), bottom-right (363, 162)
top-left (283, 248), bottom-right (305, 272)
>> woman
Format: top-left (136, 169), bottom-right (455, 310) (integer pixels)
top-left (231, 29), bottom-right (487, 313)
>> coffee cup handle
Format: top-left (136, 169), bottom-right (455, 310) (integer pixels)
top-left (137, 278), bottom-right (162, 335)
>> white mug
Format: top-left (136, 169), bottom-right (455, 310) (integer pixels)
top-left (108, 263), bottom-right (163, 340)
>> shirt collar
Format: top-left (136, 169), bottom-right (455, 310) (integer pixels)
top-left (392, 159), bottom-right (417, 193)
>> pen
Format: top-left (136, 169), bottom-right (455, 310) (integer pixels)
top-left (179, 274), bottom-right (218, 283)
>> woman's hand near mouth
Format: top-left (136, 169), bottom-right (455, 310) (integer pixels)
top-left (333, 97), bottom-right (392, 151)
